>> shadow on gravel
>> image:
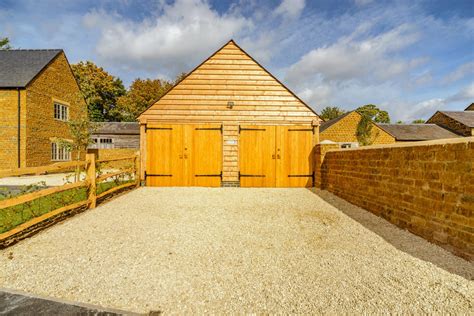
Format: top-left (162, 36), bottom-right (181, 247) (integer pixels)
top-left (309, 189), bottom-right (474, 281)
top-left (0, 288), bottom-right (142, 315)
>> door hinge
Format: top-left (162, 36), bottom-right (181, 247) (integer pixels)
top-left (288, 128), bottom-right (315, 134)
top-left (288, 172), bottom-right (315, 185)
top-left (195, 125), bottom-right (223, 133)
top-left (238, 171), bottom-right (266, 179)
top-left (195, 171), bottom-right (222, 179)
top-left (145, 126), bottom-right (173, 132)
top-left (238, 126), bottom-right (266, 134)
top-left (144, 171), bottom-right (172, 179)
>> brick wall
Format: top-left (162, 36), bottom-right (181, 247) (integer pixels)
top-left (428, 112), bottom-right (472, 136)
top-left (320, 111), bottom-right (396, 145)
top-left (26, 52), bottom-right (86, 167)
top-left (316, 138), bottom-right (474, 260)
top-left (0, 89), bottom-right (27, 169)
top-left (222, 124), bottom-right (239, 185)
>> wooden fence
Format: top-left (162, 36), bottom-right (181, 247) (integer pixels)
top-left (0, 152), bottom-right (140, 245)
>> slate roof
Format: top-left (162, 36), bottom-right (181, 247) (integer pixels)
top-left (465, 103), bottom-right (474, 111)
top-left (319, 111), bottom-right (355, 132)
top-left (0, 49), bottom-right (62, 88)
top-left (437, 111), bottom-right (474, 128)
top-left (376, 124), bottom-right (460, 141)
top-left (93, 122), bottom-right (140, 135)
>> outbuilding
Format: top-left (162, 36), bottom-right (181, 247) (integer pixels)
top-left (138, 40), bottom-right (321, 187)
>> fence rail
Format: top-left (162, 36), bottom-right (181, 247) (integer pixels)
top-left (0, 161), bottom-right (87, 179)
top-left (0, 152), bottom-right (140, 245)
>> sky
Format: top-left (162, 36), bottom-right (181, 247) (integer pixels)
top-left (1, 0), bottom-right (473, 122)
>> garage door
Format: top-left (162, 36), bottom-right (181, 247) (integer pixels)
top-left (239, 125), bottom-right (314, 187)
top-left (146, 124), bottom-right (222, 187)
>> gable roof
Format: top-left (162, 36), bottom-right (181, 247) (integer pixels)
top-left (376, 123), bottom-right (460, 141)
top-left (139, 39), bottom-right (320, 121)
top-left (436, 111), bottom-right (474, 128)
top-left (0, 49), bottom-right (63, 88)
top-left (319, 111), bottom-right (355, 132)
top-left (93, 122), bottom-right (140, 135)
top-left (465, 103), bottom-right (474, 111)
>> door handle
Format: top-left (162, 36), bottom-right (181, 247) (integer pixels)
top-left (183, 154), bottom-right (188, 159)
top-left (179, 154), bottom-right (183, 159)
top-left (277, 154), bottom-right (280, 159)
top-left (272, 154), bottom-right (276, 159)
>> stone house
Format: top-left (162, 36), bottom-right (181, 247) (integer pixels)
top-left (426, 110), bottom-right (474, 137)
top-left (319, 111), bottom-right (395, 148)
top-left (0, 49), bottom-right (86, 169)
top-left (376, 123), bottom-right (460, 141)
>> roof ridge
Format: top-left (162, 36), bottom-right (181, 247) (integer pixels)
top-left (1, 49), bottom-right (63, 52)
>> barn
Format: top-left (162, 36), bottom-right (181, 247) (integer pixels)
top-left (138, 40), bottom-right (321, 187)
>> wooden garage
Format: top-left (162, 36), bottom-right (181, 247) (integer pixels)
top-left (138, 40), bottom-right (321, 187)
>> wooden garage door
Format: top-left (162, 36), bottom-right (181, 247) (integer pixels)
top-left (146, 124), bottom-right (222, 186)
top-left (239, 125), bottom-right (314, 187)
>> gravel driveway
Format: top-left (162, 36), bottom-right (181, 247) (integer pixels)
top-left (1, 188), bottom-right (473, 314)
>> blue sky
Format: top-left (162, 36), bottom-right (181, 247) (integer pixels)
top-left (1, 0), bottom-right (473, 121)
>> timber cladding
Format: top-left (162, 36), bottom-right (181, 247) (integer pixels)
top-left (316, 138), bottom-right (474, 260)
top-left (139, 40), bottom-right (321, 187)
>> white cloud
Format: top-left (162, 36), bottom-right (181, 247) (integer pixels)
top-left (285, 24), bottom-right (424, 86)
top-left (446, 82), bottom-right (474, 102)
top-left (84, 0), bottom-right (251, 74)
top-left (443, 61), bottom-right (474, 83)
top-left (396, 83), bottom-right (474, 121)
top-left (274, 0), bottom-right (305, 20)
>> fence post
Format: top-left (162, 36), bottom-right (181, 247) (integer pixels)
top-left (86, 153), bottom-right (96, 208)
top-left (134, 151), bottom-right (141, 187)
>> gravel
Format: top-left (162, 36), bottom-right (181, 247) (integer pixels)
top-left (0, 187), bottom-right (473, 314)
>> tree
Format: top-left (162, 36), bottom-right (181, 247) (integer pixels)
top-left (396, 120), bottom-right (403, 124)
top-left (355, 104), bottom-right (389, 146)
top-left (411, 119), bottom-right (425, 124)
top-left (57, 102), bottom-right (96, 181)
top-left (113, 78), bottom-right (174, 121)
top-left (71, 61), bottom-right (126, 121)
top-left (0, 37), bottom-right (11, 50)
top-left (356, 104), bottom-right (390, 123)
top-left (320, 106), bottom-right (346, 121)
top-left (113, 72), bottom-right (188, 121)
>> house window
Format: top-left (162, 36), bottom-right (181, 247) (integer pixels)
top-left (99, 138), bottom-right (114, 149)
top-left (340, 143), bottom-right (359, 149)
top-left (51, 142), bottom-right (71, 161)
top-left (54, 102), bottom-right (69, 121)
top-left (89, 137), bottom-right (114, 149)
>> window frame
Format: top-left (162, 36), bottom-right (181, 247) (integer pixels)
top-left (51, 142), bottom-right (71, 161)
top-left (53, 102), bottom-right (69, 122)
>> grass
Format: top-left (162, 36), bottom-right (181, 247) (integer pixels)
top-left (0, 179), bottom-right (134, 234)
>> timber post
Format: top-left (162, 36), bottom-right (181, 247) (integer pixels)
top-left (86, 153), bottom-right (96, 208)
top-left (134, 151), bottom-right (141, 187)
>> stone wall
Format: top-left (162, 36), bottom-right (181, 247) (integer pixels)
top-left (320, 111), bottom-right (396, 145)
top-left (222, 124), bottom-right (239, 184)
top-left (26, 52), bottom-right (86, 167)
top-left (0, 89), bottom-right (27, 169)
top-left (428, 112), bottom-right (473, 136)
top-left (316, 138), bottom-right (474, 260)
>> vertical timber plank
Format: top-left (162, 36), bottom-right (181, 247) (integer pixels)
top-left (86, 153), bottom-right (96, 208)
